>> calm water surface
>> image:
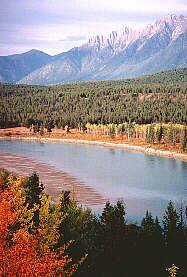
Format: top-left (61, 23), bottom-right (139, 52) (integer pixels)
top-left (0, 140), bottom-right (187, 222)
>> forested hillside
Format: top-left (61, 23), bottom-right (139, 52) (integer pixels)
top-left (0, 68), bottom-right (187, 130)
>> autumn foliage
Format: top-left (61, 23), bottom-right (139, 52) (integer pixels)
top-left (0, 170), bottom-right (186, 277)
top-left (0, 175), bottom-right (76, 276)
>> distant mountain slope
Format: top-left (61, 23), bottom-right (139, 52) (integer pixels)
top-left (0, 68), bottom-right (186, 95)
top-left (90, 31), bottom-right (187, 81)
top-left (2, 14), bottom-right (187, 85)
top-left (0, 50), bottom-right (52, 83)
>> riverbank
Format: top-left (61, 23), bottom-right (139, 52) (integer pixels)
top-left (0, 127), bottom-right (187, 161)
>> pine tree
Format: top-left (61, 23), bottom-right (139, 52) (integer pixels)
top-left (145, 126), bottom-right (149, 143)
top-left (23, 172), bottom-right (44, 226)
top-left (156, 124), bottom-right (163, 144)
top-left (100, 200), bottom-right (126, 229)
top-left (180, 126), bottom-right (187, 150)
top-left (168, 123), bottom-right (174, 144)
top-left (172, 127), bottom-right (177, 145)
top-left (150, 124), bottom-right (155, 143)
top-left (141, 210), bottom-right (155, 233)
top-left (146, 124), bottom-right (155, 144)
top-left (163, 201), bottom-right (179, 248)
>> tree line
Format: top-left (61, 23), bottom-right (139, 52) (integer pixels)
top-left (0, 169), bottom-right (186, 277)
top-left (84, 122), bottom-right (187, 150)
top-left (0, 68), bottom-right (187, 130)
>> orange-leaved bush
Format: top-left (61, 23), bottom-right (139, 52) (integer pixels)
top-left (0, 174), bottom-right (77, 277)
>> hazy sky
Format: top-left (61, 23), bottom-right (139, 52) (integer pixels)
top-left (1, 0), bottom-right (187, 56)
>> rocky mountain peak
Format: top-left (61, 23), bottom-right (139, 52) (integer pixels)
top-left (83, 26), bottom-right (137, 53)
top-left (83, 14), bottom-right (187, 55)
top-left (1, 14), bottom-right (186, 85)
top-left (159, 14), bottom-right (185, 24)
top-left (152, 14), bottom-right (187, 40)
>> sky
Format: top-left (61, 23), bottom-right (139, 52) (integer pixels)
top-left (0, 0), bottom-right (187, 56)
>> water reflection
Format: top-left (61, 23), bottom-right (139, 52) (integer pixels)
top-left (144, 154), bottom-right (156, 167)
top-left (109, 148), bottom-right (116, 155)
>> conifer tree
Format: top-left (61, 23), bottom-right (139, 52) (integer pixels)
top-left (180, 126), bottom-right (187, 150)
top-left (163, 201), bottom-right (179, 248)
top-left (156, 124), bottom-right (163, 144)
top-left (23, 172), bottom-right (44, 226)
top-left (168, 124), bottom-right (174, 143)
top-left (141, 210), bottom-right (155, 233)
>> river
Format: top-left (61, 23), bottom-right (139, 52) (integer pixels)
top-left (0, 139), bottom-right (186, 222)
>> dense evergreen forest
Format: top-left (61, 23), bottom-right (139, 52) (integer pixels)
top-left (0, 68), bottom-right (187, 130)
top-left (0, 169), bottom-right (186, 277)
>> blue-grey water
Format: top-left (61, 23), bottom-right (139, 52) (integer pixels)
top-left (0, 140), bottom-right (187, 222)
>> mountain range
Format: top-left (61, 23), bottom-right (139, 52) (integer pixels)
top-left (0, 14), bottom-right (187, 85)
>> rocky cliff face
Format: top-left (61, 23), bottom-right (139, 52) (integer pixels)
top-left (82, 14), bottom-right (187, 52)
top-left (1, 14), bottom-right (187, 85)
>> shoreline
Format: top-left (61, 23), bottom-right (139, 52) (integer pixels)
top-left (1, 135), bottom-right (187, 161)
